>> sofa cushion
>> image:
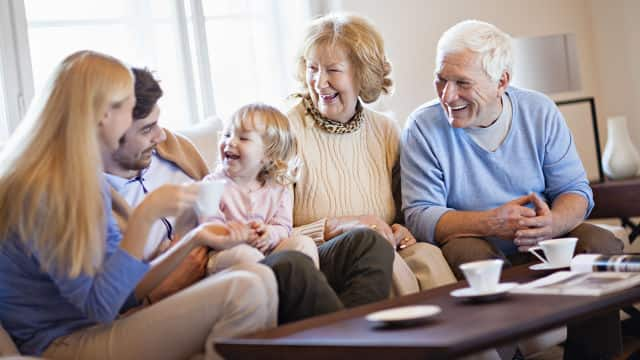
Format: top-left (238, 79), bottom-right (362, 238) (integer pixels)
top-left (174, 116), bottom-right (222, 171)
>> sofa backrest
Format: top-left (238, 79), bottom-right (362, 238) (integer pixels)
top-left (175, 115), bottom-right (223, 171)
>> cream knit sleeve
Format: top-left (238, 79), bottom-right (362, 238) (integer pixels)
top-left (292, 218), bottom-right (327, 245)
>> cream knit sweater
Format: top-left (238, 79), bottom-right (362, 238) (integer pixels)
top-left (288, 100), bottom-right (400, 243)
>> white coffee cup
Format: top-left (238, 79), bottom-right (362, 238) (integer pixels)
top-left (195, 180), bottom-right (225, 217)
top-left (459, 259), bottom-right (504, 293)
top-left (527, 237), bottom-right (578, 267)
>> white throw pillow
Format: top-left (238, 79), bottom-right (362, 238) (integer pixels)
top-left (175, 116), bottom-right (223, 171)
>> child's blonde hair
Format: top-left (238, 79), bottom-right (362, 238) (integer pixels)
top-left (226, 103), bottom-right (300, 185)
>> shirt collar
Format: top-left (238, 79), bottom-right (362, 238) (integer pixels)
top-left (104, 164), bottom-right (150, 192)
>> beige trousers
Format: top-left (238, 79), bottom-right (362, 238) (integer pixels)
top-left (43, 262), bottom-right (277, 360)
top-left (207, 235), bottom-right (319, 274)
top-left (391, 242), bottom-right (457, 296)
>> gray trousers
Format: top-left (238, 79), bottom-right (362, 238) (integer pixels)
top-left (262, 228), bottom-right (394, 324)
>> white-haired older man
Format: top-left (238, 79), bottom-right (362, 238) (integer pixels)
top-left (401, 20), bottom-right (623, 358)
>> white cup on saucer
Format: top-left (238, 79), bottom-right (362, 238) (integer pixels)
top-left (528, 237), bottom-right (578, 268)
top-left (195, 180), bottom-right (225, 217)
top-left (459, 259), bottom-right (504, 293)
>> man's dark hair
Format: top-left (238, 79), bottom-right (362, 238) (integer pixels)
top-left (132, 67), bottom-right (163, 120)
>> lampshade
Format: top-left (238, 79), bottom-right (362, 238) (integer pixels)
top-left (511, 33), bottom-right (581, 94)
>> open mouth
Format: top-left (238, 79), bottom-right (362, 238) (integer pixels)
top-left (224, 151), bottom-right (240, 160)
top-left (319, 93), bottom-right (339, 103)
top-left (448, 104), bottom-right (468, 112)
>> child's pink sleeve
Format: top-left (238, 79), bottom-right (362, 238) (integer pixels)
top-left (265, 185), bottom-right (293, 248)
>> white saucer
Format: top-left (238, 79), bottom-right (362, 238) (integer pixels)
top-left (366, 305), bottom-right (441, 326)
top-left (450, 282), bottom-right (519, 300)
top-left (529, 262), bottom-right (570, 271)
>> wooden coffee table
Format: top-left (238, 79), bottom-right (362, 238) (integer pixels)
top-left (216, 265), bottom-right (640, 359)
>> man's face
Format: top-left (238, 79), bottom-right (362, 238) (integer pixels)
top-left (111, 104), bottom-right (166, 171)
top-left (434, 49), bottom-right (508, 128)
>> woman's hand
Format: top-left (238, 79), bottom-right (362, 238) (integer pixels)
top-left (391, 223), bottom-right (417, 250)
top-left (325, 215), bottom-right (394, 246)
top-left (248, 220), bottom-right (271, 254)
top-left (194, 221), bottom-right (257, 251)
top-left (137, 183), bottom-right (199, 222)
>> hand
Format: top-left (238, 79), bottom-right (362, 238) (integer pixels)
top-left (138, 183), bottom-right (199, 222)
top-left (174, 208), bottom-right (199, 239)
top-left (248, 220), bottom-right (271, 254)
top-left (391, 224), bottom-right (417, 250)
top-left (487, 195), bottom-right (537, 240)
top-left (147, 246), bottom-right (208, 302)
top-left (514, 193), bottom-right (554, 251)
top-left (195, 221), bottom-right (256, 250)
top-left (325, 215), bottom-right (394, 246)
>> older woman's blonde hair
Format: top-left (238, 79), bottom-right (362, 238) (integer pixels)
top-left (223, 103), bottom-right (300, 186)
top-left (0, 50), bottom-right (133, 277)
top-left (295, 13), bottom-right (393, 103)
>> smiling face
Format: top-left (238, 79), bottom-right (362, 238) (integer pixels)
top-left (218, 120), bottom-right (268, 185)
top-left (434, 49), bottom-right (509, 128)
top-left (111, 104), bottom-right (166, 173)
top-left (305, 43), bottom-right (360, 123)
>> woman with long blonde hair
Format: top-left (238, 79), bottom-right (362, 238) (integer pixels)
top-left (0, 50), bottom-right (278, 359)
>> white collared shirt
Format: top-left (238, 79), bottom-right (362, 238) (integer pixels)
top-left (105, 152), bottom-right (193, 260)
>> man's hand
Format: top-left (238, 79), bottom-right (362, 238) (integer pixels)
top-left (514, 193), bottom-right (554, 251)
top-left (195, 221), bottom-right (255, 250)
top-left (147, 246), bottom-right (208, 303)
top-left (487, 195), bottom-right (537, 240)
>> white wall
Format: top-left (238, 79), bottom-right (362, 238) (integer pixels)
top-left (590, 0), bottom-right (640, 146)
top-left (332, 0), bottom-right (640, 180)
top-left (336, 0), bottom-right (600, 122)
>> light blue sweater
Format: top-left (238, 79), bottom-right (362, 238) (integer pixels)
top-left (400, 86), bottom-right (593, 246)
top-left (0, 183), bottom-right (149, 355)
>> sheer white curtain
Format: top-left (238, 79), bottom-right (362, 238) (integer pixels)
top-left (0, 0), bottom-right (311, 134)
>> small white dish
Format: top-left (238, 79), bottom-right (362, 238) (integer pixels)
top-left (365, 305), bottom-right (441, 326)
top-left (450, 282), bottom-right (518, 300)
top-left (529, 262), bottom-right (570, 271)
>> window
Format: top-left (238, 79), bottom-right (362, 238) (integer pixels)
top-left (1, 0), bottom-right (311, 134)
top-left (0, 63), bottom-right (8, 141)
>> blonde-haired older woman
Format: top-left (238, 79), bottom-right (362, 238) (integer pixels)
top-left (289, 13), bottom-right (455, 295)
top-left (0, 51), bottom-right (278, 359)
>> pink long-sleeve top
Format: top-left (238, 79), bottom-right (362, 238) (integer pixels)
top-left (202, 169), bottom-right (293, 249)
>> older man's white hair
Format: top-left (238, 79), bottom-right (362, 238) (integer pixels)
top-left (435, 20), bottom-right (513, 83)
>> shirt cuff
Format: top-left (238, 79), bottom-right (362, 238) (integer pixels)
top-left (293, 218), bottom-right (326, 245)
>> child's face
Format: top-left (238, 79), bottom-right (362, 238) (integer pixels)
top-left (218, 124), bottom-right (267, 184)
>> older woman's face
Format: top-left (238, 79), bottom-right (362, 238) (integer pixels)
top-left (305, 44), bottom-right (359, 123)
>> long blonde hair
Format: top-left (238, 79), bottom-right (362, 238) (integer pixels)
top-left (224, 103), bottom-right (300, 186)
top-left (0, 51), bottom-right (133, 277)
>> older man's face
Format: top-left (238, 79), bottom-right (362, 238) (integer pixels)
top-left (434, 49), bottom-right (507, 128)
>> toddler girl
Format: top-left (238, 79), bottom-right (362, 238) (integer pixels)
top-left (202, 103), bottom-right (318, 273)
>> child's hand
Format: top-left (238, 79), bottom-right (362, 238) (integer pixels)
top-left (248, 220), bottom-right (271, 254)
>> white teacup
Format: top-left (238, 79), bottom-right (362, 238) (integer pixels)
top-left (195, 180), bottom-right (226, 217)
top-left (459, 259), bottom-right (504, 293)
top-left (527, 237), bottom-right (578, 268)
